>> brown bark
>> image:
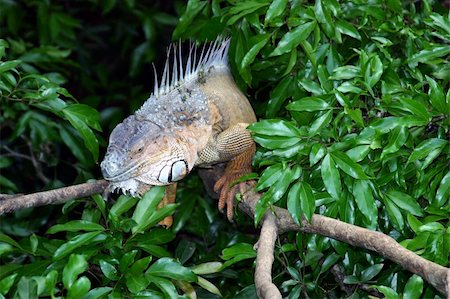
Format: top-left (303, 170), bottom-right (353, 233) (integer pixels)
top-left (0, 180), bottom-right (109, 215)
top-left (254, 212), bottom-right (282, 299)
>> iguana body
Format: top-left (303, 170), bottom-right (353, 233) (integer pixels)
top-left (100, 39), bottom-right (256, 222)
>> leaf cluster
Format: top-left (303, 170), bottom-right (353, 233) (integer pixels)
top-left (176, 0), bottom-right (449, 297)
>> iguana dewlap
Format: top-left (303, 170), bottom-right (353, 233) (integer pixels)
top-left (100, 38), bottom-right (256, 222)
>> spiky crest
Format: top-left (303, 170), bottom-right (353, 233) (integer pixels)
top-left (152, 37), bottom-right (230, 97)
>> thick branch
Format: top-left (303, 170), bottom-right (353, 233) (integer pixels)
top-left (0, 180), bottom-right (109, 215)
top-left (239, 188), bottom-right (449, 296)
top-left (254, 212), bottom-right (282, 299)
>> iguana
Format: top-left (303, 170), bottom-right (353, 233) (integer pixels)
top-left (100, 38), bottom-right (256, 224)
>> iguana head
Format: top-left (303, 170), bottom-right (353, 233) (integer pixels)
top-left (100, 115), bottom-right (192, 195)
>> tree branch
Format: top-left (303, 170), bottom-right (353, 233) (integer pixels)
top-left (0, 180), bottom-right (448, 296)
top-left (254, 212), bottom-right (282, 299)
top-left (238, 187), bottom-right (449, 296)
top-left (0, 180), bottom-right (108, 215)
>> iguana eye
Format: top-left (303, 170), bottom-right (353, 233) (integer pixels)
top-left (137, 147), bottom-right (143, 153)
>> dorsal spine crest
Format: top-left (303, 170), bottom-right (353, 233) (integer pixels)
top-left (151, 37), bottom-right (230, 98)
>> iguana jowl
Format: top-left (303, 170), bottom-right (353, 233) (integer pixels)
top-left (100, 38), bottom-right (256, 222)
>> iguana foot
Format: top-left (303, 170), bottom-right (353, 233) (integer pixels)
top-left (213, 144), bottom-right (255, 222)
top-left (158, 183), bottom-right (177, 228)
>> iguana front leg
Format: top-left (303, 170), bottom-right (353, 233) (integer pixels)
top-left (158, 183), bottom-right (177, 227)
top-left (197, 123), bottom-right (255, 221)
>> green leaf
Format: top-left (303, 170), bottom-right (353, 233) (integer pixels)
top-left (426, 76), bottom-right (447, 113)
top-left (241, 34), bottom-right (270, 70)
top-left (63, 254), bottom-right (88, 289)
top-left (386, 190), bottom-right (423, 216)
top-left (287, 97), bottom-right (330, 112)
top-left (330, 65), bottom-right (361, 80)
top-left (131, 186), bottom-right (165, 234)
top-left (403, 275), bottom-right (423, 299)
top-left (435, 171), bottom-right (450, 207)
top-left (191, 262), bottom-right (223, 275)
top-left (321, 154), bottom-right (342, 199)
top-left (99, 260), bottom-right (119, 281)
top-left (197, 277), bottom-right (222, 297)
top-left (408, 45), bottom-right (450, 66)
top-left (47, 220), bottom-right (104, 234)
top-left (270, 21), bottom-right (316, 56)
top-left (381, 126), bottom-right (408, 157)
top-left (336, 20), bottom-right (361, 40)
top-left (346, 145), bottom-right (370, 162)
top-left (373, 286), bottom-right (399, 299)
top-left (418, 222), bottom-right (445, 233)
top-left (173, 0), bottom-right (207, 39)
top-left (385, 198), bottom-right (404, 231)
top-left (264, 0), bottom-right (288, 24)
top-left (221, 243), bottom-right (256, 269)
top-left (309, 110), bottom-right (333, 136)
top-left (0, 233), bottom-right (23, 250)
top-left (398, 98), bottom-right (431, 120)
top-left (330, 151), bottom-right (370, 179)
top-left (146, 257), bottom-right (197, 282)
top-left (63, 107), bottom-right (99, 161)
top-left (109, 195), bottom-right (138, 219)
top-left (119, 249), bottom-right (138, 273)
top-left (67, 277), bottom-right (91, 299)
top-left (310, 143), bottom-right (326, 166)
top-left (299, 78), bottom-right (323, 95)
top-left (364, 55), bottom-right (383, 89)
top-left (319, 253), bottom-right (340, 275)
top-left (266, 76), bottom-right (294, 117)
top-left (353, 180), bottom-right (377, 225)
top-left (249, 119), bottom-right (302, 137)
top-left (81, 287), bottom-right (112, 299)
top-left (0, 274), bottom-right (17, 295)
top-left (54, 231), bottom-right (104, 260)
top-left (408, 138), bottom-right (447, 164)
top-left (256, 164), bottom-right (283, 191)
top-left (299, 182), bottom-right (315, 221)
top-left (0, 60), bottom-right (21, 73)
top-left (147, 276), bottom-right (178, 298)
top-left (360, 263), bottom-right (383, 282)
top-left (287, 183), bottom-right (302, 225)
top-left (64, 105), bottom-right (100, 130)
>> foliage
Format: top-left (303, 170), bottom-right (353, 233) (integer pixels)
top-left (1, 0), bottom-right (449, 298)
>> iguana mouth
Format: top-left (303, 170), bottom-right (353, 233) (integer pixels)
top-left (101, 160), bottom-right (143, 182)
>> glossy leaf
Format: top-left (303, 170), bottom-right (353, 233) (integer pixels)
top-left (321, 154), bottom-right (342, 199)
top-left (131, 186), bottom-right (165, 234)
top-left (146, 257), bottom-right (197, 282)
top-left (403, 275), bottom-right (423, 299)
top-left (270, 21), bottom-right (316, 56)
top-left (386, 190), bottom-right (423, 216)
top-left (330, 150), bottom-right (370, 179)
top-left (287, 97), bottom-right (330, 112)
top-left (353, 180), bottom-right (377, 225)
top-left (63, 254), bottom-right (88, 288)
top-left (264, 0), bottom-right (288, 24)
